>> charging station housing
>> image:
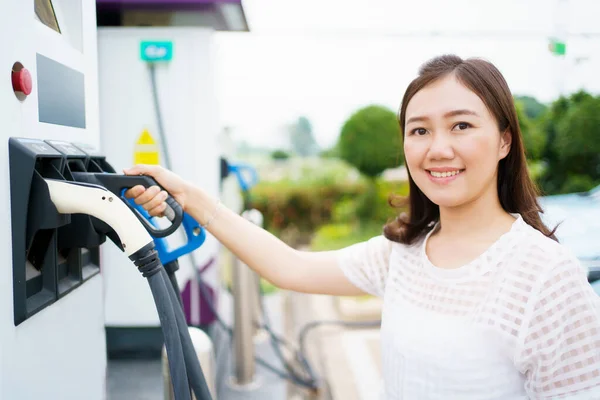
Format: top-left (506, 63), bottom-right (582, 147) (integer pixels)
top-left (1, 1), bottom-right (105, 399)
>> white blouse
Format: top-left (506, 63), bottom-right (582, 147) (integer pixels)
top-left (337, 215), bottom-right (600, 399)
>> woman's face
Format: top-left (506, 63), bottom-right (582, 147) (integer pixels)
top-left (403, 74), bottom-right (511, 209)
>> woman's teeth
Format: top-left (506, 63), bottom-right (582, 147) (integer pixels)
top-left (429, 170), bottom-right (462, 178)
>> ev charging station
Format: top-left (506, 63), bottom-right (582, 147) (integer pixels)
top-left (0, 0), bottom-right (107, 400)
top-left (1, 1), bottom-right (106, 399)
top-left (2, 0), bottom-right (249, 399)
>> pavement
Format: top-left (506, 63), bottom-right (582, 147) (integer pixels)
top-left (107, 358), bottom-right (163, 400)
top-left (286, 292), bottom-right (383, 400)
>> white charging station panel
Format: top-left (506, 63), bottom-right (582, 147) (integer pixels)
top-left (1, 1), bottom-right (105, 399)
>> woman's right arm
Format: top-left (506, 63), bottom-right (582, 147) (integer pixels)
top-left (185, 185), bottom-right (366, 296)
top-left (124, 164), bottom-right (367, 297)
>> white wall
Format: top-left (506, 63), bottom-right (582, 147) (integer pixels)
top-left (98, 27), bottom-right (221, 327)
top-left (0, 1), bottom-right (105, 399)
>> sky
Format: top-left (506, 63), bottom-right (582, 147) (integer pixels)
top-left (213, 0), bottom-right (600, 150)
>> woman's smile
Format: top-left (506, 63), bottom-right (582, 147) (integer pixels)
top-left (425, 167), bottom-right (465, 184)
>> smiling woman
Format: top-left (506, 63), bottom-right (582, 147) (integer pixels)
top-left (122, 54), bottom-right (600, 400)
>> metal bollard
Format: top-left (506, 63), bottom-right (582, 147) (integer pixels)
top-left (246, 210), bottom-right (264, 338)
top-left (229, 209), bottom-right (264, 387)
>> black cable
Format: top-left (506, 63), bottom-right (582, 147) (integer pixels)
top-left (134, 248), bottom-right (192, 400)
top-left (298, 319), bottom-right (381, 362)
top-left (148, 63), bottom-right (172, 171)
top-left (165, 260), bottom-right (183, 307)
top-left (161, 267), bottom-right (214, 400)
top-left (257, 281), bottom-right (317, 385)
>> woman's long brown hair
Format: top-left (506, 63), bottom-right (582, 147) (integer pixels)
top-left (383, 54), bottom-right (557, 245)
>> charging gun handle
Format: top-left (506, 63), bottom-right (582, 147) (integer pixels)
top-left (72, 172), bottom-right (184, 238)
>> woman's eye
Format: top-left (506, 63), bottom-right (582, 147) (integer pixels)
top-left (453, 122), bottom-right (471, 131)
top-left (411, 128), bottom-right (427, 136)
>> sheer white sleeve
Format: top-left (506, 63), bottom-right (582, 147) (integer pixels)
top-left (336, 235), bottom-right (393, 297)
top-left (517, 254), bottom-right (600, 398)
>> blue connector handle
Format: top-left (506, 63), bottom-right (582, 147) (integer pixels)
top-left (123, 192), bottom-right (206, 264)
top-left (228, 162), bottom-right (259, 192)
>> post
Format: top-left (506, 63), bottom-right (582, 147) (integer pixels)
top-left (230, 209), bottom-right (264, 386)
top-left (245, 210), bottom-right (265, 337)
top-left (231, 256), bottom-right (256, 385)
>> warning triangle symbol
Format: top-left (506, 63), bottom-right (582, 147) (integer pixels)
top-left (137, 129), bottom-right (156, 145)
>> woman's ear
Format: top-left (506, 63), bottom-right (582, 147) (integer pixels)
top-left (499, 129), bottom-right (512, 160)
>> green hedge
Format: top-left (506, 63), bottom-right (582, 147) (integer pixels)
top-left (249, 175), bottom-right (409, 245)
top-left (249, 180), bottom-right (367, 233)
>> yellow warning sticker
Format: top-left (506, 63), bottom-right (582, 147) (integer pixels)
top-left (134, 150), bottom-right (159, 165)
top-left (134, 129), bottom-right (159, 165)
top-left (137, 129), bottom-right (156, 145)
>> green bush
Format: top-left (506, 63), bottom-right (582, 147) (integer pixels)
top-left (250, 179), bottom-right (368, 236)
top-left (249, 172), bottom-right (408, 245)
top-left (347, 179), bottom-right (409, 223)
top-left (309, 181), bottom-right (409, 251)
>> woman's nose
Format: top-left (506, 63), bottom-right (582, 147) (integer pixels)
top-left (427, 133), bottom-right (455, 160)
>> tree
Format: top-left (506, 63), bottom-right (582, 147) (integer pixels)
top-left (515, 100), bottom-right (545, 160)
top-left (337, 105), bottom-right (402, 177)
top-left (289, 116), bottom-right (319, 157)
top-left (514, 95), bottom-right (547, 119)
top-left (555, 95), bottom-right (600, 179)
top-left (538, 91), bottom-right (600, 194)
top-left (337, 105), bottom-right (403, 224)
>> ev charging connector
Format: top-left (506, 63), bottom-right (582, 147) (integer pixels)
top-left (43, 178), bottom-right (212, 400)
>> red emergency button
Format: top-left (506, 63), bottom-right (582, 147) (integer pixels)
top-left (12, 67), bottom-right (32, 95)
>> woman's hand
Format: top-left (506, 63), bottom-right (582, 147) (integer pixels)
top-left (123, 164), bottom-right (190, 216)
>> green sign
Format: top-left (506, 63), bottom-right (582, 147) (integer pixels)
top-left (548, 39), bottom-right (566, 56)
top-left (140, 41), bottom-right (173, 62)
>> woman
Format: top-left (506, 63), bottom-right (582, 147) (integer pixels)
top-left (125, 54), bottom-right (600, 399)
